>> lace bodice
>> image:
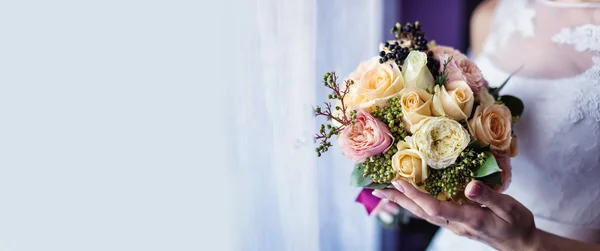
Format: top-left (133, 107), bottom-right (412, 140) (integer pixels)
top-left (428, 0), bottom-right (600, 250)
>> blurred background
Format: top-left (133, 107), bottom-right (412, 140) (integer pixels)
top-left (228, 0), bottom-right (485, 250)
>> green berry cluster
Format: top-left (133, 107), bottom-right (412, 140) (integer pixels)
top-left (370, 96), bottom-right (410, 140)
top-left (357, 97), bottom-right (410, 184)
top-left (359, 146), bottom-right (398, 184)
top-left (424, 149), bottom-right (487, 198)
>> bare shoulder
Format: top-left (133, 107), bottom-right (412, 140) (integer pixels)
top-left (470, 0), bottom-right (499, 57)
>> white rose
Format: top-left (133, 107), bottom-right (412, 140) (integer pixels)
top-left (408, 117), bottom-right (470, 169)
top-left (402, 50), bottom-right (435, 92)
top-left (431, 80), bottom-right (475, 121)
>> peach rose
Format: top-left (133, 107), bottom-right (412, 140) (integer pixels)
top-left (400, 87), bottom-right (433, 130)
top-left (469, 104), bottom-right (513, 151)
top-left (392, 141), bottom-right (428, 190)
top-left (432, 80), bottom-right (474, 121)
top-left (338, 109), bottom-right (393, 162)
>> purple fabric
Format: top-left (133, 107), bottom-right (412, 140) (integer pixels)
top-left (400, 0), bottom-right (467, 52)
top-left (355, 188), bottom-right (381, 215)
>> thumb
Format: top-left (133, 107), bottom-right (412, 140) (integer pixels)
top-left (465, 180), bottom-right (495, 204)
top-left (465, 180), bottom-right (513, 220)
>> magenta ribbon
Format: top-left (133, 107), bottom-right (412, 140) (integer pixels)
top-left (355, 188), bottom-right (381, 215)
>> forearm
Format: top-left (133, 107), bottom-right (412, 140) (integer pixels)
top-left (528, 229), bottom-right (600, 251)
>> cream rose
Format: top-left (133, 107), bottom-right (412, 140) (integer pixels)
top-left (402, 51), bottom-right (434, 92)
top-left (341, 56), bottom-right (405, 112)
top-left (407, 117), bottom-right (470, 169)
top-left (469, 104), bottom-right (513, 151)
top-left (400, 87), bottom-right (433, 130)
top-left (432, 80), bottom-right (474, 121)
top-left (392, 141), bottom-right (428, 189)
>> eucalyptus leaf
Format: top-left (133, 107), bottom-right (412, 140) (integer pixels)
top-left (472, 151), bottom-right (501, 178)
top-left (350, 164), bottom-right (391, 188)
top-left (364, 183), bottom-right (389, 189)
top-left (500, 95), bottom-right (525, 118)
top-left (350, 165), bottom-right (371, 187)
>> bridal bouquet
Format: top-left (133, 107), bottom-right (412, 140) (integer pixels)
top-left (313, 21), bottom-right (523, 214)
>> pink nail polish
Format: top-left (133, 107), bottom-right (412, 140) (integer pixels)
top-left (372, 190), bottom-right (387, 199)
top-left (392, 181), bottom-right (405, 193)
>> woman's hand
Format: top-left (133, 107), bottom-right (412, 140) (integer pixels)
top-left (373, 199), bottom-right (402, 224)
top-left (372, 180), bottom-right (540, 251)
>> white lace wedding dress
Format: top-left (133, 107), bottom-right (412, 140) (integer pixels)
top-left (427, 0), bottom-right (600, 250)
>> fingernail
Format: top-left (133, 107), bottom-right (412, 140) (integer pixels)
top-left (372, 190), bottom-right (387, 199)
top-left (392, 181), bottom-right (405, 193)
top-left (468, 183), bottom-right (482, 197)
top-left (378, 211), bottom-right (394, 224)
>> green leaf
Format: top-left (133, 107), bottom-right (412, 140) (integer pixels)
top-left (500, 95), bottom-right (525, 118)
top-left (472, 151), bottom-right (501, 178)
top-left (477, 172), bottom-right (502, 185)
top-left (350, 164), bottom-right (372, 187)
top-left (468, 140), bottom-right (490, 152)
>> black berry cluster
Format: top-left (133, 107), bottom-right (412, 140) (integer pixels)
top-left (379, 21), bottom-right (441, 79)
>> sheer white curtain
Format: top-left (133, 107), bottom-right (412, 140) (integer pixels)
top-left (227, 0), bottom-right (383, 250)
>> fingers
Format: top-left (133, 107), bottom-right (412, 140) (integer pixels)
top-left (381, 199), bottom-right (401, 215)
top-left (392, 180), bottom-right (473, 223)
top-left (465, 180), bottom-right (519, 222)
top-left (372, 189), bottom-right (472, 233)
top-left (373, 199), bottom-right (401, 224)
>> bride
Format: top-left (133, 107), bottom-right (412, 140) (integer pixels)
top-left (372, 0), bottom-right (600, 250)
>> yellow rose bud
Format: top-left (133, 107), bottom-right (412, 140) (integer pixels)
top-left (399, 88), bottom-right (433, 131)
top-left (432, 80), bottom-right (474, 121)
top-left (392, 141), bottom-right (428, 189)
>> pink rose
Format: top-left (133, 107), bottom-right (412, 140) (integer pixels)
top-left (491, 150), bottom-right (512, 193)
top-left (457, 58), bottom-right (485, 93)
top-left (428, 45), bottom-right (467, 61)
top-left (429, 45), bottom-right (485, 93)
top-left (338, 109), bottom-right (393, 162)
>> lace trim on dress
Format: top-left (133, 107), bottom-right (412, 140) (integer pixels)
top-left (552, 24), bottom-right (600, 52)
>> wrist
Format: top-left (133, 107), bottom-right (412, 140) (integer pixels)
top-left (519, 228), bottom-right (543, 251)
